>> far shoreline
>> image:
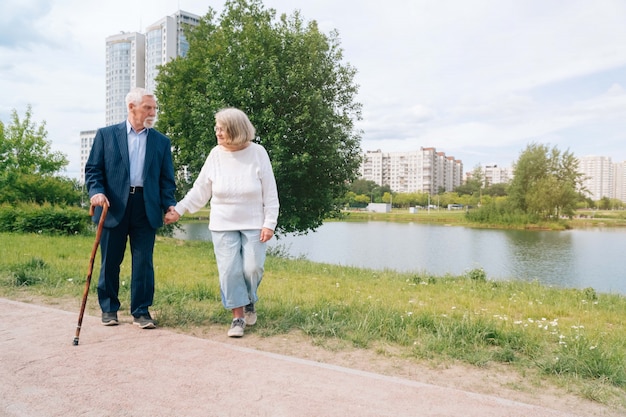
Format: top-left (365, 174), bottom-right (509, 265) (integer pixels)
top-left (177, 207), bottom-right (626, 230)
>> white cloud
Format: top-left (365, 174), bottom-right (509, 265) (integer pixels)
top-left (1, 0), bottom-right (626, 179)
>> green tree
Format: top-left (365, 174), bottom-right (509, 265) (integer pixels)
top-left (0, 106), bottom-right (67, 175)
top-left (508, 143), bottom-right (584, 218)
top-left (483, 182), bottom-right (508, 197)
top-left (373, 185), bottom-right (392, 203)
top-left (342, 191), bottom-right (369, 208)
top-left (156, 0), bottom-right (362, 234)
top-left (598, 196), bottom-right (611, 210)
top-left (349, 179), bottom-right (378, 196)
top-left (454, 165), bottom-right (483, 196)
top-left (0, 106), bottom-right (79, 205)
top-left (353, 194), bottom-right (370, 206)
top-left (595, 196), bottom-right (624, 211)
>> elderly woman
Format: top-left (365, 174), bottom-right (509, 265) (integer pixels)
top-left (166, 108), bottom-right (279, 337)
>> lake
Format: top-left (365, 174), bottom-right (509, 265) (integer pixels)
top-left (174, 221), bottom-right (626, 295)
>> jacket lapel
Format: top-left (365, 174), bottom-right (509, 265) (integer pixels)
top-left (143, 129), bottom-right (156, 182)
top-left (115, 122), bottom-right (130, 170)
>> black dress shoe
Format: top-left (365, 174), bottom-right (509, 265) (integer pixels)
top-left (101, 312), bottom-right (119, 326)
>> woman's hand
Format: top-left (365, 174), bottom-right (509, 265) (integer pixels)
top-left (260, 228), bottom-right (274, 243)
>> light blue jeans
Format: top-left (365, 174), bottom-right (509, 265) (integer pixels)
top-left (211, 230), bottom-right (266, 310)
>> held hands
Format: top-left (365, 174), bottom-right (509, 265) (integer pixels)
top-left (164, 207), bottom-right (180, 225)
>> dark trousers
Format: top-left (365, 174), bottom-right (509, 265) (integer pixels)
top-left (97, 192), bottom-right (156, 317)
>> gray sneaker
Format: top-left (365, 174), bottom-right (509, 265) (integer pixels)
top-left (227, 318), bottom-right (245, 337)
top-left (244, 303), bottom-right (257, 326)
top-left (101, 312), bottom-right (119, 326)
top-left (133, 313), bottom-right (156, 329)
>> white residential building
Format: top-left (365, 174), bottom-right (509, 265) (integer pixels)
top-left (483, 164), bottom-right (512, 186)
top-left (613, 161), bottom-right (626, 203)
top-left (144, 10), bottom-right (201, 93)
top-left (579, 156), bottom-right (613, 200)
top-left (105, 31), bottom-right (146, 127)
top-left (79, 130), bottom-right (97, 185)
top-left (359, 148), bottom-right (463, 194)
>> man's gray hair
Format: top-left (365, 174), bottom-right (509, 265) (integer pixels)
top-left (125, 87), bottom-right (155, 111)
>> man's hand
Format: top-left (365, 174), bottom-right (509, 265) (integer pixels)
top-left (90, 193), bottom-right (110, 207)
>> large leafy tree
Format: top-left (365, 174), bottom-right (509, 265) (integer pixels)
top-left (508, 143), bottom-right (584, 218)
top-left (156, 0), bottom-right (363, 234)
top-left (0, 106), bottom-right (80, 205)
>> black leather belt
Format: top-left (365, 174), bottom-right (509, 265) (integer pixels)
top-left (130, 186), bottom-right (144, 194)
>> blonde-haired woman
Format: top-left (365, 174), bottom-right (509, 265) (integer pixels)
top-left (166, 108), bottom-right (279, 337)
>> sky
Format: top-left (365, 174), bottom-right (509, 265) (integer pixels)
top-left (1, 0), bottom-right (625, 180)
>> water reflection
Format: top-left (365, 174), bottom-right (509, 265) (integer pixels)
top-left (503, 230), bottom-right (576, 286)
top-left (173, 222), bottom-right (626, 295)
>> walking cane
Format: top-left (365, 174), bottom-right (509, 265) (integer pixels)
top-left (73, 203), bottom-right (108, 346)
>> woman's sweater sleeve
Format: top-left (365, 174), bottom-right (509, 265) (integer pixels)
top-left (260, 148), bottom-right (280, 231)
top-left (174, 156), bottom-right (213, 216)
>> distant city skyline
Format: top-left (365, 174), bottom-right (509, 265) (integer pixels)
top-left (358, 149), bottom-right (626, 203)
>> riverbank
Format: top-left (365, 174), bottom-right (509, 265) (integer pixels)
top-left (179, 207), bottom-right (626, 230)
top-left (338, 209), bottom-right (626, 229)
top-left (0, 232), bottom-right (625, 414)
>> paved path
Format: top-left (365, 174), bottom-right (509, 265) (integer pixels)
top-left (0, 298), bottom-right (586, 417)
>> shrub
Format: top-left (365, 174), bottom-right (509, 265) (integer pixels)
top-left (0, 203), bottom-right (89, 234)
top-left (466, 267), bottom-right (487, 282)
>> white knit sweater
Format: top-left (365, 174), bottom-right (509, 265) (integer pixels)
top-left (174, 143), bottom-right (279, 231)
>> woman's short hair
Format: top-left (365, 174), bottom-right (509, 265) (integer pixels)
top-left (126, 88), bottom-right (155, 110)
top-left (215, 108), bottom-right (256, 146)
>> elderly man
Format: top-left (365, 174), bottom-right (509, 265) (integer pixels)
top-left (85, 87), bottom-right (176, 329)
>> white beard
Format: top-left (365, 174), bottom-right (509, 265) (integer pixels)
top-left (144, 117), bottom-right (156, 129)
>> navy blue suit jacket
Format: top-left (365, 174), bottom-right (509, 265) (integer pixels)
top-left (85, 122), bottom-right (177, 229)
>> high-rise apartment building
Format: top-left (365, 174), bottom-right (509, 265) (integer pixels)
top-left (80, 10), bottom-right (201, 184)
top-left (144, 10), bottom-right (201, 93)
top-left (105, 31), bottom-right (146, 126)
top-left (578, 156), bottom-right (626, 202)
top-left (612, 161), bottom-right (626, 203)
top-left (359, 148), bottom-right (462, 194)
top-left (579, 156), bottom-right (614, 200)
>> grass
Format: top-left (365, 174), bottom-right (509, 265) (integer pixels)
top-left (1, 231), bottom-right (625, 410)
